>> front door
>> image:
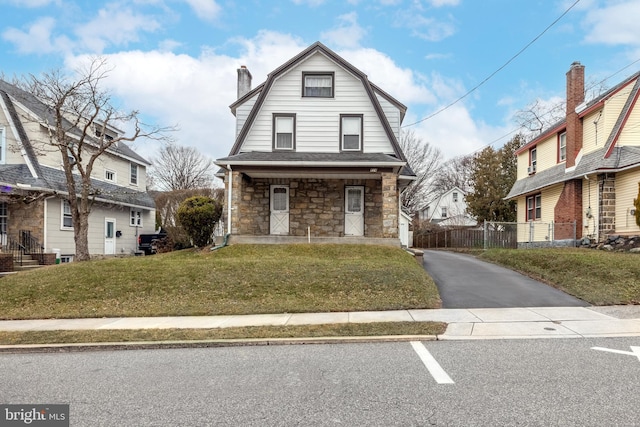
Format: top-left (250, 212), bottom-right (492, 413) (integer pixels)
top-left (345, 186), bottom-right (364, 236)
top-left (270, 185), bottom-right (289, 235)
top-left (105, 218), bottom-right (116, 255)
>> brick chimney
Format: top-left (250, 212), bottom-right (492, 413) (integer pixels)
top-left (565, 61), bottom-right (585, 168)
top-left (237, 65), bottom-right (252, 99)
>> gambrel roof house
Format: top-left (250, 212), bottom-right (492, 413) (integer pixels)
top-left (506, 62), bottom-right (640, 244)
top-left (417, 187), bottom-right (477, 228)
top-left (0, 79), bottom-right (156, 262)
top-left (215, 42), bottom-right (415, 246)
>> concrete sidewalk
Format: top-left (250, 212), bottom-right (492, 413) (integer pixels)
top-left (0, 306), bottom-right (639, 340)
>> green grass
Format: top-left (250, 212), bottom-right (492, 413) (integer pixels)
top-left (0, 244), bottom-right (441, 320)
top-left (0, 322), bottom-right (447, 346)
top-left (480, 248), bottom-right (640, 305)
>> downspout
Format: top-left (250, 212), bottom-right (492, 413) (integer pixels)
top-left (227, 165), bottom-right (232, 235)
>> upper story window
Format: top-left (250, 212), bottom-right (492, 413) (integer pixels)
top-left (62, 200), bottom-right (73, 229)
top-left (558, 132), bottom-right (567, 163)
top-left (441, 206), bottom-right (448, 218)
top-left (526, 194), bottom-right (541, 221)
top-left (302, 72), bottom-right (334, 98)
top-left (340, 114), bottom-right (363, 151)
top-left (130, 163), bottom-right (138, 186)
top-left (273, 114), bottom-right (296, 150)
top-left (105, 170), bottom-right (116, 182)
top-left (452, 192), bottom-right (458, 202)
top-left (528, 147), bottom-right (537, 174)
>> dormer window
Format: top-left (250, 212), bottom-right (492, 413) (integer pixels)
top-left (340, 114), bottom-right (362, 151)
top-left (302, 72), bottom-right (334, 98)
top-left (558, 132), bottom-right (566, 163)
top-left (273, 114), bottom-right (296, 150)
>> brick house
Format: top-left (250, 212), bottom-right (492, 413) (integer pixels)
top-left (0, 79), bottom-right (156, 262)
top-left (507, 62), bottom-right (640, 244)
top-left (215, 42), bottom-right (415, 246)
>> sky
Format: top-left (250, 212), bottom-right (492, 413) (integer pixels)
top-left (2, 0), bottom-right (640, 166)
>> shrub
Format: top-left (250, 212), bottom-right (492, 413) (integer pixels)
top-left (176, 196), bottom-right (222, 248)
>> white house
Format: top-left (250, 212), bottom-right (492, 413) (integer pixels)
top-left (418, 187), bottom-right (477, 227)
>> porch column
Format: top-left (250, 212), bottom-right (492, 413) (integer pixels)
top-left (226, 170), bottom-right (242, 235)
top-left (599, 173), bottom-right (616, 240)
top-left (381, 172), bottom-right (398, 238)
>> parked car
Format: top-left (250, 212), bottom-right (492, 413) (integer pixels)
top-left (137, 232), bottom-right (167, 255)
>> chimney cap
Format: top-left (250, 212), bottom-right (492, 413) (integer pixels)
top-left (571, 61), bottom-right (583, 68)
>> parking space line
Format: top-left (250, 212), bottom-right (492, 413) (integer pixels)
top-left (410, 341), bottom-right (454, 384)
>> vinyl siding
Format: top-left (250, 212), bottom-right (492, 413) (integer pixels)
top-left (582, 176), bottom-right (599, 239)
top-left (235, 93), bottom-right (259, 138)
top-left (376, 93), bottom-right (401, 139)
top-left (241, 51), bottom-right (396, 154)
top-left (534, 134), bottom-right (558, 173)
top-left (617, 93), bottom-right (640, 147)
top-left (45, 198), bottom-right (155, 255)
top-left (582, 109), bottom-right (604, 155)
top-left (614, 169), bottom-right (640, 233)
top-left (516, 184), bottom-right (562, 242)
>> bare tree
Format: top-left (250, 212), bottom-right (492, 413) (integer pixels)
top-left (149, 143), bottom-right (214, 190)
top-left (399, 129), bottom-right (443, 214)
top-left (431, 154), bottom-right (474, 196)
top-left (23, 58), bottom-right (172, 261)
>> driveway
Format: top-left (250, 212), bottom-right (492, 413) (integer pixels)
top-left (421, 250), bottom-right (589, 308)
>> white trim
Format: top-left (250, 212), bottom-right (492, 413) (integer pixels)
top-left (129, 208), bottom-right (143, 227)
top-left (0, 95), bottom-right (38, 177)
top-left (129, 162), bottom-right (139, 186)
top-left (61, 199), bottom-right (73, 230)
top-left (215, 160), bottom-right (406, 167)
top-left (105, 169), bottom-right (116, 183)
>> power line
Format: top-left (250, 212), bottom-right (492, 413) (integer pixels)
top-left (402, 0), bottom-right (582, 128)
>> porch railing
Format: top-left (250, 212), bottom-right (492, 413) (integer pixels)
top-left (1, 230), bottom-right (45, 266)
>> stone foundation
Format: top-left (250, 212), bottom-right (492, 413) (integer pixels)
top-left (581, 234), bottom-right (640, 252)
top-left (0, 254), bottom-right (14, 272)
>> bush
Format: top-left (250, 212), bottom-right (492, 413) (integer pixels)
top-left (176, 196), bottom-right (222, 248)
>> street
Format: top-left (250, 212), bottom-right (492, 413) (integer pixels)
top-left (1, 338), bottom-right (639, 426)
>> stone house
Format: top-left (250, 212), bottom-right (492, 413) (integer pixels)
top-left (0, 79), bottom-right (156, 262)
top-left (507, 62), bottom-right (640, 245)
top-left (215, 42), bottom-right (415, 246)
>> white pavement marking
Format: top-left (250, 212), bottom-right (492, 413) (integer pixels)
top-left (591, 346), bottom-right (640, 362)
top-left (410, 341), bottom-right (454, 384)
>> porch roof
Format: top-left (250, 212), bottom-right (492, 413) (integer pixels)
top-left (0, 164), bottom-right (155, 209)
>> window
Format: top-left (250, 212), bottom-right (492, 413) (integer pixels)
top-left (0, 202), bottom-right (7, 242)
top-left (302, 72), bottom-right (334, 97)
top-left (130, 209), bottom-right (142, 227)
top-left (558, 132), bottom-right (567, 163)
top-left (529, 147), bottom-right (537, 174)
top-left (62, 200), bottom-right (73, 229)
top-left (452, 192), bottom-right (458, 202)
top-left (526, 194), bottom-right (541, 221)
top-left (130, 163), bottom-right (138, 185)
top-left (340, 115), bottom-right (363, 151)
top-left (105, 170), bottom-right (115, 182)
top-left (273, 114), bottom-right (295, 150)
top-left (60, 255), bottom-right (73, 263)
top-left (441, 206), bottom-right (448, 218)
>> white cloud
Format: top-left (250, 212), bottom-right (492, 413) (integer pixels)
top-left (2, 16), bottom-right (71, 54)
top-left (4, 0), bottom-right (61, 7)
top-left (75, 3), bottom-right (161, 53)
top-left (183, 0), bottom-right (221, 21)
top-left (393, 10), bottom-right (456, 41)
top-left (583, 1), bottom-right (640, 46)
top-left (320, 12), bottom-right (367, 49)
top-left (291, 0), bottom-right (326, 6)
top-left (427, 0), bottom-right (460, 6)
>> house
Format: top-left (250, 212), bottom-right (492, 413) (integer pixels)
top-left (215, 42), bottom-right (415, 246)
top-left (507, 62), bottom-right (640, 245)
top-left (0, 79), bottom-right (156, 262)
top-left (417, 187), bottom-right (477, 228)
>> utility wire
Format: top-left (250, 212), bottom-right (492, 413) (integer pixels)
top-left (402, 0), bottom-right (582, 128)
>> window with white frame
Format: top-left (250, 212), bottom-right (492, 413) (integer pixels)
top-left (130, 209), bottom-right (142, 227)
top-left (441, 206), bottom-right (448, 218)
top-left (529, 147), bottom-right (537, 174)
top-left (105, 169), bottom-right (116, 182)
top-left (558, 132), bottom-right (567, 163)
top-left (453, 192), bottom-right (458, 202)
top-left (302, 72), bottom-right (334, 97)
top-left (340, 115), bottom-right (362, 151)
top-left (130, 163), bottom-right (138, 185)
top-left (526, 194), bottom-right (541, 221)
top-left (62, 200), bottom-right (73, 229)
top-left (273, 114), bottom-right (295, 150)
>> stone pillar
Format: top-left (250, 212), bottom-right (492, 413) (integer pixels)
top-left (381, 173), bottom-right (398, 238)
top-left (599, 173), bottom-right (616, 239)
top-left (227, 170), bottom-right (242, 235)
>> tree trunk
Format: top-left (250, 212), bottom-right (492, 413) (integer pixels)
top-left (74, 211), bottom-right (91, 261)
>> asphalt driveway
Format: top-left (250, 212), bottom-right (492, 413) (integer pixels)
top-left (422, 250), bottom-right (589, 308)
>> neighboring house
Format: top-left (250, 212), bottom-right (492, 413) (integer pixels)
top-left (417, 187), bottom-right (477, 227)
top-left (215, 42), bottom-right (415, 246)
top-left (507, 62), bottom-right (640, 244)
top-left (0, 79), bottom-right (156, 262)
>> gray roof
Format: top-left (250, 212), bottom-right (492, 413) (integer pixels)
top-left (0, 164), bottom-right (155, 208)
top-left (507, 146), bottom-right (640, 199)
top-left (0, 79), bottom-right (150, 166)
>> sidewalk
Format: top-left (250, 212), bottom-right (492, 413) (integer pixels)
top-left (0, 306), bottom-right (639, 341)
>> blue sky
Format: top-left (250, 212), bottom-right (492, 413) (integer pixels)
top-left (2, 0), bottom-right (640, 163)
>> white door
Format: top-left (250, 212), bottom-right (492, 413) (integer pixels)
top-left (270, 185), bottom-right (289, 235)
top-left (105, 218), bottom-right (116, 255)
top-left (345, 186), bottom-right (364, 236)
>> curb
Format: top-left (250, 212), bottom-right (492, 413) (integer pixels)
top-left (0, 335), bottom-right (439, 353)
